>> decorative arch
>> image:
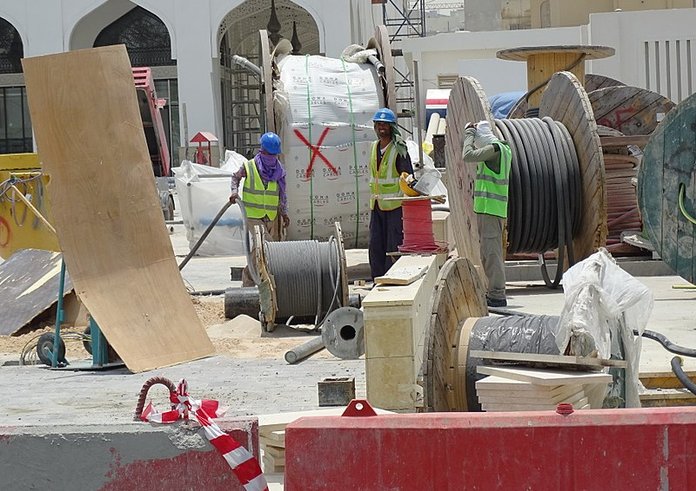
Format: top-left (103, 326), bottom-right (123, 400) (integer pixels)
top-left (94, 5), bottom-right (175, 67)
top-left (0, 16), bottom-right (23, 74)
top-left (217, 0), bottom-right (321, 157)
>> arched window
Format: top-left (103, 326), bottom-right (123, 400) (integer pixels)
top-left (94, 6), bottom-right (175, 67)
top-left (0, 18), bottom-right (23, 74)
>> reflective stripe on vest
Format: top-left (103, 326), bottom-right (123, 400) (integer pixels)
top-left (369, 141), bottom-right (402, 211)
top-left (473, 141), bottom-right (512, 218)
top-left (241, 160), bottom-right (280, 220)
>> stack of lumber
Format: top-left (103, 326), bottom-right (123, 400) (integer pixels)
top-left (476, 366), bottom-right (613, 412)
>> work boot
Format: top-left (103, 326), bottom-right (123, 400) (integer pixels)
top-left (486, 296), bottom-right (507, 308)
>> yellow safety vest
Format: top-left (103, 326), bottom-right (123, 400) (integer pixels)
top-left (242, 160), bottom-right (280, 220)
top-left (369, 141), bottom-right (402, 211)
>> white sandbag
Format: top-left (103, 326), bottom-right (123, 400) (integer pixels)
top-left (173, 160), bottom-right (245, 256)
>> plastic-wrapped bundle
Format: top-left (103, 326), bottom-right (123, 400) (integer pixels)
top-left (275, 54), bottom-right (384, 247)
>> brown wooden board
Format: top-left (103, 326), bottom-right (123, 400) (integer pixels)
top-left (497, 45), bottom-right (615, 62)
top-left (444, 76), bottom-right (494, 270)
top-left (541, 71), bottom-right (607, 260)
top-left (589, 86), bottom-right (675, 136)
top-left (639, 91), bottom-right (696, 283)
top-left (0, 249), bottom-right (72, 336)
top-left (585, 74), bottom-right (625, 93)
top-left (22, 46), bottom-right (214, 372)
top-left (421, 257), bottom-right (487, 411)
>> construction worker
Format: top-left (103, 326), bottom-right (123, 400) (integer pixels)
top-left (461, 120), bottom-right (512, 308)
top-left (369, 107), bottom-right (413, 280)
top-left (230, 132), bottom-right (289, 287)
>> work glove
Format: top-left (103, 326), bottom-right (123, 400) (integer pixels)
top-left (229, 192), bottom-right (239, 204)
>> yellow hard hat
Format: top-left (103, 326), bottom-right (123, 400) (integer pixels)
top-left (399, 172), bottom-right (421, 197)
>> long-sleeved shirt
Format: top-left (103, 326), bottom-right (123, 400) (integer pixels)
top-left (461, 127), bottom-right (501, 174)
top-left (230, 163), bottom-right (288, 216)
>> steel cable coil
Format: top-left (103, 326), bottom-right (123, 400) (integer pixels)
top-left (494, 117), bottom-right (582, 287)
top-left (263, 237), bottom-right (343, 323)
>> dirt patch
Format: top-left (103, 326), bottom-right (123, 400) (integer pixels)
top-left (1, 296), bottom-right (329, 363)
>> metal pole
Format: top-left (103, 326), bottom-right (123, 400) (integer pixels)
top-left (52, 259), bottom-right (66, 368)
top-left (413, 59), bottom-right (425, 171)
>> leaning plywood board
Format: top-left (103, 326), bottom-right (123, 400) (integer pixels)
top-left (0, 249), bottom-right (72, 336)
top-left (21, 46), bottom-right (214, 372)
top-left (477, 366), bottom-right (612, 386)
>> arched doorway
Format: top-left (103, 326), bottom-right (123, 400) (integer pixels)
top-left (218, 0), bottom-right (320, 158)
top-left (92, 5), bottom-right (179, 168)
top-left (0, 17), bottom-right (31, 153)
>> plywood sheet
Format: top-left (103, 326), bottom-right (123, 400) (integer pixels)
top-left (22, 46), bottom-right (214, 372)
top-left (0, 249), bottom-right (71, 336)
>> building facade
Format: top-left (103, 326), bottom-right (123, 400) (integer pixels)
top-left (0, 0), bottom-right (377, 163)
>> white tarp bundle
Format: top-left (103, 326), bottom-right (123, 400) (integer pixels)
top-left (173, 153), bottom-right (248, 256)
top-left (275, 54), bottom-right (384, 247)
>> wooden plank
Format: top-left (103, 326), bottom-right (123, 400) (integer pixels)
top-left (263, 444), bottom-right (285, 459)
top-left (600, 135), bottom-right (652, 148)
top-left (0, 249), bottom-right (72, 336)
top-left (259, 407), bottom-right (393, 433)
top-left (641, 370), bottom-right (696, 389)
top-left (259, 429), bottom-right (286, 445)
top-left (374, 264), bottom-right (428, 286)
top-left (585, 73), bottom-right (625, 92)
top-left (477, 366), bottom-right (613, 386)
top-left (469, 350), bottom-right (627, 369)
top-left (22, 46), bottom-right (214, 372)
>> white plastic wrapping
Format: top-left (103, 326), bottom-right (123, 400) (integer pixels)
top-left (556, 248), bottom-right (654, 407)
top-left (173, 157), bottom-right (246, 256)
top-left (275, 54), bottom-right (383, 247)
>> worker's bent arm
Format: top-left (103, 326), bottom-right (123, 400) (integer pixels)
top-left (230, 166), bottom-right (246, 195)
top-left (461, 127), bottom-right (498, 163)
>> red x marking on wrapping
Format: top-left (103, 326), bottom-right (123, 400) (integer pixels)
top-left (294, 127), bottom-right (338, 175)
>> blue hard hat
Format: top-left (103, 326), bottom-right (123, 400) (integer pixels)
top-left (372, 108), bottom-right (397, 123)
top-left (259, 132), bottom-right (281, 155)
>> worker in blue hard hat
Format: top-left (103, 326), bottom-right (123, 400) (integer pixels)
top-left (230, 131), bottom-right (289, 286)
top-left (368, 107), bottom-right (413, 280)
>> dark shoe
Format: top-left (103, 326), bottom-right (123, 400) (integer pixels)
top-left (486, 297), bottom-right (507, 308)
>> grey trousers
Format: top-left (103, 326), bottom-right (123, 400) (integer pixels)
top-left (477, 213), bottom-right (506, 301)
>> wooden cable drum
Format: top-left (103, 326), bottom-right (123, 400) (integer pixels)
top-left (367, 25), bottom-right (397, 111)
top-left (497, 45), bottom-right (615, 113)
top-left (254, 222), bottom-right (349, 332)
top-left (445, 72), bottom-right (606, 286)
top-left (588, 85), bottom-right (675, 136)
top-left (420, 257), bottom-right (488, 412)
top-left (421, 257), bottom-right (572, 412)
top-left (639, 92), bottom-right (696, 284)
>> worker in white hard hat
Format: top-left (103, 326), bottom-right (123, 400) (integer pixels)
top-left (462, 120), bottom-right (512, 308)
top-left (369, 107), bottom-right (414, 280)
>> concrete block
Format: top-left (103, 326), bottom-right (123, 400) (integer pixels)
top-left (0, 417), bottom-right (259, 491)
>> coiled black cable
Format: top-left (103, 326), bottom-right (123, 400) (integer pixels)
top-left (494, 117), bottom-right (582, 288)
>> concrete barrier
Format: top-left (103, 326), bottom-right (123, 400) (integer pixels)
top-left (285, 400), bottom-right (696, 490)
top-left (0, 418), bottom-right (258, 490)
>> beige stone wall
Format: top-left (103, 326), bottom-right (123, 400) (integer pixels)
top-left (531, 0), bottom-right (693, 28)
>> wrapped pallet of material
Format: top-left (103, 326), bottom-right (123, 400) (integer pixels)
top-left (275, 54), bottom-right (384, 247)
